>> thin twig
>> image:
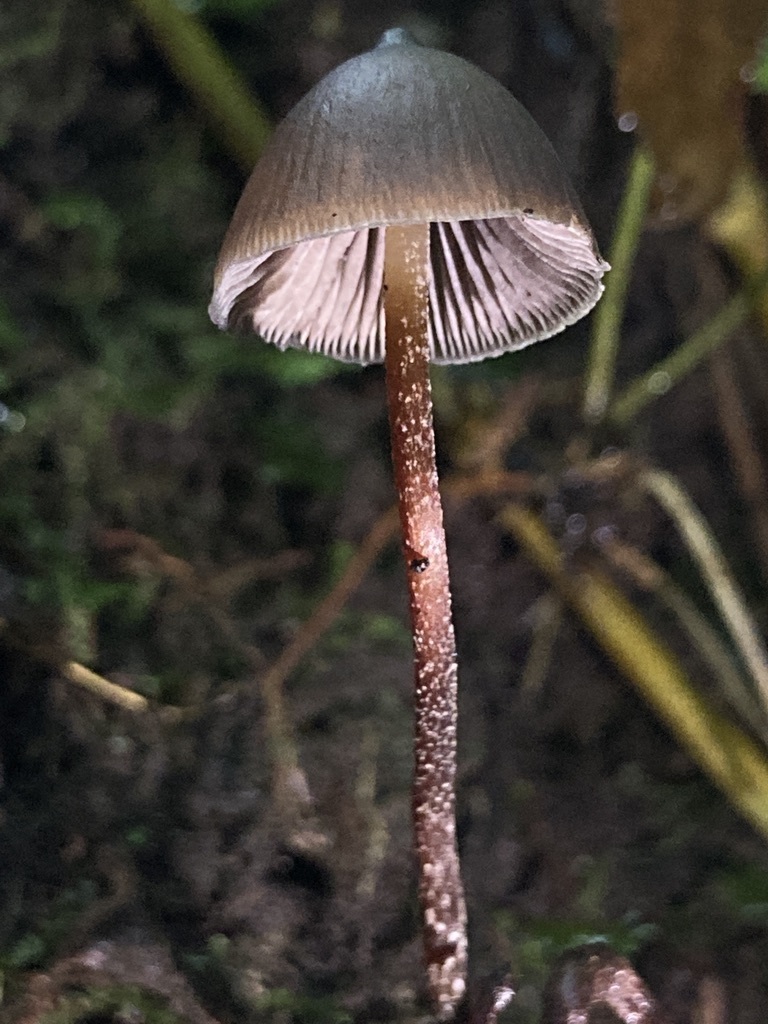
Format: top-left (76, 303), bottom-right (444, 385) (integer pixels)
top-left (207, 550), bottom-right (308, 601)
top-left (251, 474), bottom-right (529, 684)
top-left (235, 508), bottom-right (399, 820)
top-left (252, 470), bottom-right (532, 722)
top-left (640, 468), bottom-right (768, 720)
top-left (99, 528), bottom-right (307, 595)
top-left (582, 148), bottom-right (655, 424)
top-left (62, 661), bottom-right (149, 712)
top-left (258, 506), bottom-right (400, 699)
top-left (444, 469), bottom-right (534, 503)
top-left (98, 528), bottom-right (307, 677)
top-left (241, 466), bottom-right (532, 958)
top-left (0, 615), bottom-right (150, 712)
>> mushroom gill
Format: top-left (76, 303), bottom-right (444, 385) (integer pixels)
top-left (210, 213), bottom-right (605, 365)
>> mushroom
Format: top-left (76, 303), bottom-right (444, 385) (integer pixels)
top-left (210, 27), bottom-right (607, 1020)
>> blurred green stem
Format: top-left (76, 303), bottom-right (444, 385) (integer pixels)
top-left (610, 270), bottom-right (768, 427)
top-left (640, 468), bottom-right (768, 720)
top-left (129, 0), bottom-right (271, 171)
top-left (582, 148), bottom-right (655, 425)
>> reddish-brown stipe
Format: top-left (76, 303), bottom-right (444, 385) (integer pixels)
top-left (384, 222), bottom-right (468, 1018)
top-left (542, 945), bottom-right (663, 1024)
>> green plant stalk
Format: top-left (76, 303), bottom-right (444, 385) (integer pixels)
top-left (640, 468), bottom-right (768, 719)
top-left (502, 505), bottom-right (768, 843)
top-left (129, 0), bottom-right (271, 171)
top-left (610, 271), bottom-right (768, 427)
top-left (582, 147), bottom-right (655, 424)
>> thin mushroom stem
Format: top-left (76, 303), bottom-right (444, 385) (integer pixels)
top-left (383, 222), bottom-right (468, 1018)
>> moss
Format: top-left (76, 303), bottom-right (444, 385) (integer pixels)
top-left (42, 985), bottom-right (182, 1024)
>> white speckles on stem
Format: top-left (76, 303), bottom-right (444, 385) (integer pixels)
top-left (384, 222), bottom-right (467, 1019)
top-left (451, 977), bottom-right (466, 998)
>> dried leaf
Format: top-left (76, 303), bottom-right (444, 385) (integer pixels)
top-left (613, 0), bottom-right (768, 220)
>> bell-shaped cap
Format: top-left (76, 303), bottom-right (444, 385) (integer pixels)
top-left (209, 28), bottom-right (608, 365)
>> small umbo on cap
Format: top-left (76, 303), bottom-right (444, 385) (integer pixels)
top-left (209, 28), bottom-right (608, 365)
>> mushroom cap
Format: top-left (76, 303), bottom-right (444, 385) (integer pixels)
top-left (210, 28), bottom-right (608, 365)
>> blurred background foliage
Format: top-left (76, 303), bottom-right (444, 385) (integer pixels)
top-left (4, 1), bottom-right (768, 1023)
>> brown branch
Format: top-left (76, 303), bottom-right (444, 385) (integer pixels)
top-left (254, 469), bottom-right (531, 708)
top-left (257, 506), bottom-right (400, 696)
top-left (98, 528), bottom-right (197, 586)
top-left (97, 528), bottom-right (307, 596)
